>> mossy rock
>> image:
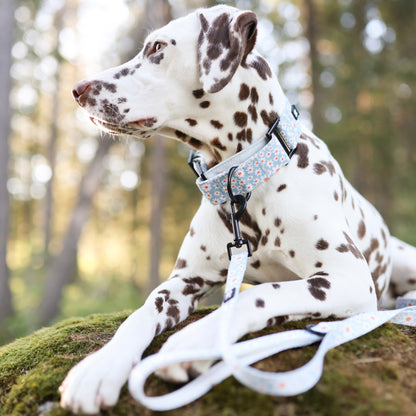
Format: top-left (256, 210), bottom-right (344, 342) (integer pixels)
top-left (1, 308), bottom-right (416, 416)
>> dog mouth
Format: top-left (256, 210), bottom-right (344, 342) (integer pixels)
top-left (89, 117), bottom-right (158, 137)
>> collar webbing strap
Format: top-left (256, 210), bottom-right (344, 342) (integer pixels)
top-left (194, 99), bottom-right (301, 205)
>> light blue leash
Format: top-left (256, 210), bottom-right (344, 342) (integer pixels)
top-left (128, 250), bottom-right (416, 410)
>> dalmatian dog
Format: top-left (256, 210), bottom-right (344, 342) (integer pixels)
top-left (61, 5), bottom-right (416, 414)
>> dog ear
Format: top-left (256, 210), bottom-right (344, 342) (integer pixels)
top-left (197, 9), bottom-right (257, 93)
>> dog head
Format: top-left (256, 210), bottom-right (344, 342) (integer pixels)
top-left (72, 5), bottom-right (282, 162)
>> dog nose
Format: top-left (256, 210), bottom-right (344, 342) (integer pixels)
top-left (72, 80), bottom-right (92, 105)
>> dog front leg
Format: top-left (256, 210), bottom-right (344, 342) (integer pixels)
top-left (59, 267), bottom-right (222, 414)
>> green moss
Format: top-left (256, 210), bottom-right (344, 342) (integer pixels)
top-left (0, 310), bottom-right (415, 415)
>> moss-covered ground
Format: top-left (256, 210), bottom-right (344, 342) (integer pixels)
top-left (1, 308), bottom-right (415, 416)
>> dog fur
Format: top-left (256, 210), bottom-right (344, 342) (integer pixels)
top-left (61, 5), bottom-right (416, 413)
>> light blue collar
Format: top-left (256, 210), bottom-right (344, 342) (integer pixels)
top-left (190, 99), bottom-right (301, 205)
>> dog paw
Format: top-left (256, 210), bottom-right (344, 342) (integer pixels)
top-left (59, 344), bottom-right (135, 414)
top-left (155, 311), bottom-right (220, 383)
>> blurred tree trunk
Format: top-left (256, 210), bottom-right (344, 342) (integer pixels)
top-left (38, 137), bottom-right (114, 325)
top-left (143, 0), bottom-right (171, 294)
top-left (44, 6), bottom-right (65, 262)
top-left (305, 0), bottom-right (323, 130)
top-left (0, 0), bottom-right (16, 321)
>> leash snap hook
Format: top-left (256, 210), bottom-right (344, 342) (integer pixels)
top-left (226, 167), bottom-right (252, 260)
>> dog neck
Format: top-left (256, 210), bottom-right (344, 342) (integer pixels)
top-left (160, 55), bottom-right (288, 168)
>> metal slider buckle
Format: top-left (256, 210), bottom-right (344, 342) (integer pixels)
top-left (266, 118), bottom-right (296, 159)
top-left (188, 150), bottom-right (207, 180)
top-left (266, 104), bottom-right (299, 158)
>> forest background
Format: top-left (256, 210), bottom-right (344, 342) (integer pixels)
top-left (0, 0), bottom-right (415, 345)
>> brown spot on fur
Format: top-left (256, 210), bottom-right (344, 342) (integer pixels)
top-left (246, 128), bottom-right (253, 143)
top-left (313, 163), bottom-right (326, 175)
top-left (183, 284), bottom-right (199, 295)
top-left (213, 149), bottom-right (222, 161)
top-left (236, 129), bottom-right (246, 141)
top-left (269, 93), bottom-right (274, 105)
top-left (192, 89), bottom-right (204, 99)
top-left (239, 83), bottom-right (250, 100)
top-left (182, 276), bottom-right (204, 287)
top-left (381, 229), bottom-right (388, 247)
top-left (167, 304), bottom-right (180, 323)
top-left (210, 137), bottom-right (227, 151)
top-left (260, 110), bottom-right (279, 127)
top-left (336, 232), bottom-right (364, 260)
top-left (189, 138), bottom-right (203, 149)
top-left (255, 298), bottom-right (265, 308)
top-left (267, 315), bottom-right (289, 326)
top-left (186, 118), bottom-right (198, 126)
top-left (150, 53), bottom-right (164, 65)
top-left (240, 210), bottom-right (262, 252)
top-left (315, 262), bottom-right (323, 268)
top-left (175, 130), bottom-right (187, 139)
top-left (322, 161), bottom-right (336, 176)
top-left (250, 87), bottom-right (259, 104)
top-left (289, 250), bottom-right (295, 258)
top-left (310, 271), bottom-right (329, 277)
top-left (234, 112), bottom-right (248, 127)
top-left (308, 277), bottom-right (331, 301)
top-left (277, 184), bottom-right (287, 192)
top-left (250, 56), bottom-right (272, 80)
top-left (294, 143), bottom-right (309, 168)
top-left (200, 101), bottom-right (210, 108)
top-left (210, 120), bottom-right (223, 129)
top-left (164, 319), bottom-right (173, 331)
top-left (274, 217), bottom-right (282, 227)
top-left (175, 258), bottom-right (187, 269)
top-left (248, 104), bottom-right (258, 122)
top-left (358, 220), bottom-right (366, 239)
top-left (251, 260), bottom-right (261, 269)
top-left (334, 191), bottom-right (339, 201)
top-left (274, 236), bottom-right (281, 247)
top-left (155, 297), bottom-right (163, 313)
top-left (316, 239), bottom-right (329, 250)
top-left (363, 238), bottom-right (380, 263)
top-left (158, 289), bottom-right (170, 301)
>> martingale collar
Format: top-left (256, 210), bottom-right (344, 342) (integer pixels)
top-left (189, 99), bottom-right (301, 205)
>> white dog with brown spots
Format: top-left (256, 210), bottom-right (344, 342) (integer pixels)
top-left (61, 5), bottom-right (416, 413)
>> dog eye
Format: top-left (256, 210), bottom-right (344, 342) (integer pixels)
top-left (148, 41), bottom-right (166, 56)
